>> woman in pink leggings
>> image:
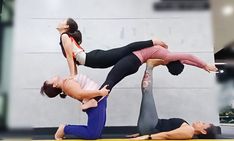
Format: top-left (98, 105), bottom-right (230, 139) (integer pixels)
top-left (91, 45), bottom-right (218, 106)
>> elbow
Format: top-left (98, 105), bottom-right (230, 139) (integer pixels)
top-left (72, 93), bottom-right (82, 100)
top-left (67, 57), bottom-right (74, 62)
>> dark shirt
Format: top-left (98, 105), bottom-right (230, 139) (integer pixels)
top-left (155, 118), bottom-right (188, 132)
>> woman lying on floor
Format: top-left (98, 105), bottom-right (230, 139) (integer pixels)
top-left (130, 59), bottom-right (218, 140)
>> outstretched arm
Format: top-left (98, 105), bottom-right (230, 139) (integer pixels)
top-left (166, 53), bottom-right (217, 72)
top-left (132, 123), bottom-right (194, 140)
top-left (61, 34), bottom-right (78, 77)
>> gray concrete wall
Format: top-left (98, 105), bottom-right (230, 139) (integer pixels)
top-left (8, 0), bottom-right (219, 128)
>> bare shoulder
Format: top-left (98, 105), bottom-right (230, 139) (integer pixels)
top-left (61, 33), bottom-right (72, 49)
top-left (61, 33), bottom-right (70, 42)
top-left (181, 123), bottom-right (195, 133)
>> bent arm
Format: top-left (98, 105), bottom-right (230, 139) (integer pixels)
top-left (65, 82), bottom-right (103, 100)
top-left (75, 89), bottom-right (102, 100)
top-left (151, 123), bottom-right (194, 140)
top-left (62, 34), bottom-right (78, 76)
top-left (62, 79), bottom-right (103, 100)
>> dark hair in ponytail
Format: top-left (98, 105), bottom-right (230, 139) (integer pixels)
top-left (40, 81), bottom-right (67, 99)
top-left (66, 18), bottom-right (82, 44)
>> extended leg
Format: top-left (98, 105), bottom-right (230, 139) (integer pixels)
top-left (137, 64), bottom-right (159, 135)
top-left (85, 40), bottom-right (153, 68)
top-left (94, 54), bottom-right (142, 101)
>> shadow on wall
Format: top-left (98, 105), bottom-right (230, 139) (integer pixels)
top-left (215, 41), bottom-right (234, 124)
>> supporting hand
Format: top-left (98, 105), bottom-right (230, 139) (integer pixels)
top-left (99, 85), bottom-right (110, 96)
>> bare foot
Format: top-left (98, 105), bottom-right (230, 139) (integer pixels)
top-left (55, 124), bottom-right (65, 140)
top-left (81, 99), bottom-right (98, 110)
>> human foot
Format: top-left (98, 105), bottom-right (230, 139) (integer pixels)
top-left (55, 124), bottom-right (65, 140)
top-left (81, 99), bottom-right (98, 110)
top-left (152, 38), bottom-right (168, 49)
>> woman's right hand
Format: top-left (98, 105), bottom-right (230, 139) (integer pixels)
top-left (99, 85), bottom-right (110, 96)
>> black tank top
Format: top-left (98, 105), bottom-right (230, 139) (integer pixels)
top-left (155, 118), bottom-right (188, 132)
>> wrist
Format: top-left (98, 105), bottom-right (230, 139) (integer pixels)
top-left (98, 90), bottom-right (102, 96)
top-left (202, 63), bottom-right (207, 69)
top-left (148, 134), bottom-right (152, 140)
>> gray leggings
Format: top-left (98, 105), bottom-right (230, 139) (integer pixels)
top-left (137, 65), bottom-right (159, 135)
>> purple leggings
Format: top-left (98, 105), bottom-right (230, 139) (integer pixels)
top-left (64, 97), bottom-right (107, 139)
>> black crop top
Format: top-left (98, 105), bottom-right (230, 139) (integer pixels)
top-left (155, 118), bottom-right (188, 132)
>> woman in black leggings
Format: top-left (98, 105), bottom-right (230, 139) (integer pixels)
top-left (56, 18), bottom-right (167, 107)
top-left (57, 18), bottom-right (167, 76)
top-left (56, 18), bottom-right (217, 110)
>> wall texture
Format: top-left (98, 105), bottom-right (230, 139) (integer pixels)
top-left (8, 0), bottom-right (219, 128)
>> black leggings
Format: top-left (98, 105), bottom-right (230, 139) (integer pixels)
top-left (85, 40), bottom-right (153, 68)
top-left (95, 53), bottom-right (142, 101)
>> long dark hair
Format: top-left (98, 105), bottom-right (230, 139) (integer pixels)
top-left (40, 81), bottom-right (67, 98)
top-left (66, 18), bottom-right (82, 44)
